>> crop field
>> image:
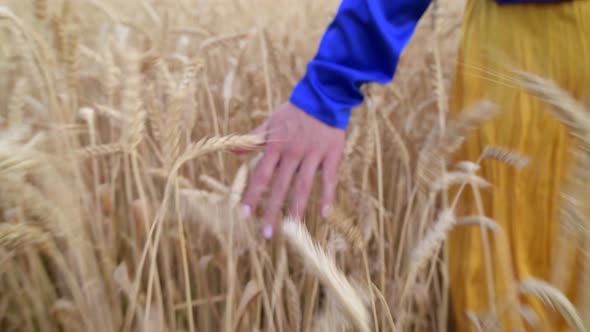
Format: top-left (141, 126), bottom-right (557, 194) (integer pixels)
top-left (0, 0), bottom-right (589, 331)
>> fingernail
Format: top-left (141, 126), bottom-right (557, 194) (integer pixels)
top-left (262, 225), bottom-right (273, 239)
top-left (321, 206), bottom-right (330, 218)
top-left (240, 204), bottom-right (251, 220)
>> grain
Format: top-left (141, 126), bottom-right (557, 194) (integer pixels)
top-left (520, 278), bottom-right (586, 332)
top-left (0, 1), bottom-right (582, 331)
top-left (282, 218), bottom-right (371, 332)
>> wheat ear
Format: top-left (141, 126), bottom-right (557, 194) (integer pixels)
top-left (519, 278), bottom-right (586, 332)
top-left (0, 223), bottom-right (50, 252)
top-left (416, 101), bottom-right (497, 193)
top-left (281, 218), bottom-right (371, 332)
top-left (8, 78), bottom-right (27, 125)
top-left (480, 146), bottom-right (529, 169)
top-left (34, 0), bottom-right (48, 20)
top-left (400, 209), bottom-right (456, 306)
top-left (77, 143), bottom-right (123, 157)
top-left (323, 206), bottom-right (364, 251)
top-left (177, 135), bottom-right (263, 167)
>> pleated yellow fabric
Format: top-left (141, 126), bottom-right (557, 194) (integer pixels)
top-left (447, 1), bottom-right (590, 331)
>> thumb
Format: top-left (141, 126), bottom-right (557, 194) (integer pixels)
top-left (231, 120), bottom-right (269, 154)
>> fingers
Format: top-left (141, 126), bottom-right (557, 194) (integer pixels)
top-left (241, 145), bottom-right (280, 217)
top-left (238, 102), bottom-right (347, 241)
top-left (320, 150), bottom-right (342, 218)
top-left (289, 154), bottom-right (322, 220)
top-left (261, 155), bottom-right (301, 238)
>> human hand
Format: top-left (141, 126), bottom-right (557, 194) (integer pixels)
top-left (239, 102), bottom-right (345, 238)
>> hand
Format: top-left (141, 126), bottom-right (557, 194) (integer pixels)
top-left (239, 102), bottom-right (345, 238)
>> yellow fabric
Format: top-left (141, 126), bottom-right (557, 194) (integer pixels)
top-left (447, 0), bottom-right (590, 331)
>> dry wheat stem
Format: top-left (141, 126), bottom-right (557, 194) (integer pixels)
top-left (480, 146), bottom-right (529, 169)
top-left (8, 78), bottom-right (27, 125)
top-left (0, 223), bottom-right (50, 252)
top-left (77, 143), bottom-right (123, 157)
top-left (431, 171), bottom-right (491, 192)
top-left (324, 206), bottom-right (364, 251)
top-left (0, 2), bottom-right (537, 331)
top-left (520, 278), bottom-right (586, 332)
top-left (457, 216), bottom-right (499, 231)
top-left (282, 218), bottom-right (371, 332)
top-left (399, 209), bottom-right (456, 310)
top-left (416, 100), bottom-right (497, 194)
top-left (124, 134), bottom-right (263, 330)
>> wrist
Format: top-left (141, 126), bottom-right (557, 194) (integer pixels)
top-left (289, 83), bottom-right (351, 130)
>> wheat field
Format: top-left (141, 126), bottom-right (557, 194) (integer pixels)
top-left (0, 0), bottom-right (588, 331)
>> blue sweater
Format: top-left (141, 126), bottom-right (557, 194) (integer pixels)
top-left (289, 0), bottom-right (565, 129)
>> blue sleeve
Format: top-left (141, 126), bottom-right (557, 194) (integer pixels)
top-left (289, 0), bottom-right (431, 129)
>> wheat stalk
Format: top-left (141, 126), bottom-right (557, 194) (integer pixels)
top-left (431, 171), bottom-right (491, 192)
top-left (0, 223), bottom-right (50, 252)
top-left (65, 27), bottom-right (80, 93)
top-left (411, 209), bottom-right (456, 274)
top-left (399, 209), bottom-right (456, 310)
top-left (519, 278), bottom-right (586, 332)
top-left (339, 125), bottom-right (360, 190)
top-left (8, 78), bottom-right (27, 125)
top-left (480, 146), bottom-right (529, 169)
top-left (103, 47), bottom-right (119, 99)
top-left (77, 143), bottom-right (123, 157)
top-left (52, 15), bottom-right (66, 61)
top-left (34, 0), bottom-right (48, 20)
top-left (0, 180), bottom-right (64, 228)
top-left (143, 84), bottom-right (163, 142)
top-left (323, 206), bottom-right (364, 251)
top-left (228, 164), bottom-right (248, 208)
top-left (513, 70), bottom-right (590, 139)
top-left (176, 135), bottom-right (263, 167)
top-left (430, 0), bottom-right (448, 132)
top-left (93, 104), bottom-right (131, 123)
top-left (310, 296), bottom-right (351, 332)
top-left (456, 216), bottom-right (499, 231)
top-left (154, 58), bottom-right (175, 98)
top-left (120, 50), bottom-right (142, 113)
top-left (454, 160), bottom-right (480, 173)
top-left (198, 32), bottom-right (249, 51)
top-left (178, 57), bottom-right (203, 92)
top-left (199, 174), bottom-right (229, 194)
top-left (379, 108), bottom-right (411, 172)
top-left (0, 152), bottom-right (40, 176)
top-left (281, 218), bottom-right (371, 332)
top-left (146, 168), bottom-right (192, 188)
top-left (124, 110), bottom-right (146, 151)
top-left (513, 71), bottom-right (590, 330)
top-left (163, 90), bottom-right (186, 169)
top-left (0, 222), bottom-right (50, 252)
top-left (416, 100), bottom-right (497, 193)
top-left (360, 106), bottom-right (376, 192)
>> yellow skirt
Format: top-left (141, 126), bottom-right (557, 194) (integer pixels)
top-left (448, 0), bottom-right (590, 331)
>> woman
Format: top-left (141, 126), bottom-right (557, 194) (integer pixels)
top-left (240, 0), bottom-right (590, 330)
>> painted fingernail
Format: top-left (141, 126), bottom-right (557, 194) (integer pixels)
top-left (240, 204), bottom-right (251, 220)
top-left (262, 225), bottom-right (273, 239)
top-left (321, 206), bottom-right (330, 218)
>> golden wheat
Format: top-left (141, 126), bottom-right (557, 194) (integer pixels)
top-left (0, 1), bottom-right (585, 331)
top-left (0, 222), bottom-right (50, 251)
top-left (282, 217), bottom-right (371, 332)
top-left (520, 278), bottom-right (586, 332)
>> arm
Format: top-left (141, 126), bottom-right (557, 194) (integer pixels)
top-left (291, 0), bottom-right (431, 129)
top-left (242, 0), bottom-right (431, 238)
